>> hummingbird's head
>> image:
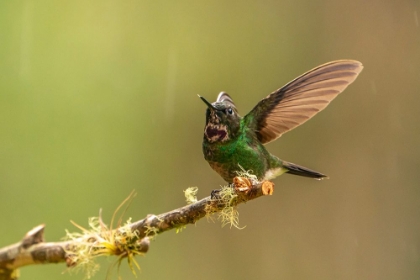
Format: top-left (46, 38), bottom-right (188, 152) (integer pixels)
top-left (199, 92), bottom-right (240, 143)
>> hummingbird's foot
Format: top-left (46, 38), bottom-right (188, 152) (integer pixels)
top-left (210, 189), bottom-right (221, 200)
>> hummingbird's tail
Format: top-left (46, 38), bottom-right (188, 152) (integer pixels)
top-left (282, 161), bottom-right (328, 180)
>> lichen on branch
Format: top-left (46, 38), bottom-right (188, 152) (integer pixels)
top-left (0, 176), bottom-right (274, 280)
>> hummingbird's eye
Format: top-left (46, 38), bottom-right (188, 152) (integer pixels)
top-left (227, 107), bottom-right (233, 115)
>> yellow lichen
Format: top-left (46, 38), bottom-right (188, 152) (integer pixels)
top-left (184, 187), bottom-right (198, 204)
top-left (219, 185), bottom-right (237, 205)
top-left (219, 205), bottom-right (245, 229)
top-left (203, 165), bottom-right (260, 229)
top-left (204, 202), bottom-right (217, 219)
top-left (64, 191), bottom-right (146, 279)
top-left (217, 185), bottom-right (244, 229)
top-left (144, 225), bottom-right (159, 238)
top-left (175, 225), bottom-right (187, 233)
top-left (235, 165), bottom-right (259, 185)
top-left (203, 184), bottom-right (245, 229)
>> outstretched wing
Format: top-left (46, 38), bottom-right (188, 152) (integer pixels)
top-left (244, 60), bottom-right (363, 144)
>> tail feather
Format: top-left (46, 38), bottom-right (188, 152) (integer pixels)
top-left (283, 161), bottom-right (328, 180)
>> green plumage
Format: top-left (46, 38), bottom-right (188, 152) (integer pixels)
top-left (200, 60), bottom-right (363, 183)
top-left (203, 118), bottom-right (279, 182)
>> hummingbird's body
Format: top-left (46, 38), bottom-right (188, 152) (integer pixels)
top-left (203, 114), bottom-right (288, 182)
top-left (200, 60), bottom-right (363, 183)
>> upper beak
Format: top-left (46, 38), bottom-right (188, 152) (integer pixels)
top-left (198, 95), bottom-right (216, 110)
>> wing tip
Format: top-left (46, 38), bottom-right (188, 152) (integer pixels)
top-left (331, 59), bottom-right (364, 74)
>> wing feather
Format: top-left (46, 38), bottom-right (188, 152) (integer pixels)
top-left (245, 60), bottom-right (363, 144)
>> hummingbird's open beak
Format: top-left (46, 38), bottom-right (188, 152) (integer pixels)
top-left (198, 95), bottom-right (216, 110)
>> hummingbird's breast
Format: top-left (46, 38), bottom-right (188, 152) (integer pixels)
top-left (203, 135), bottom-right (271, 183)
top-left (207, 161), bottom-right (236, 183)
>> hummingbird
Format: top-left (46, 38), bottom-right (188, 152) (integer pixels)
top-left (200, 60), bottom-right (363, 183)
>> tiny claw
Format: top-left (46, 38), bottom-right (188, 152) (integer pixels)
top-left (210, 189), bottom-right (221, 199)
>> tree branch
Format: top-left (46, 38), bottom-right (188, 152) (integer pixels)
top-left (0, 177), bottom-right (274, 279)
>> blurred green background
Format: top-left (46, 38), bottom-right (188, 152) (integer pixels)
top-left (1, 1), bottom-right (420, 279)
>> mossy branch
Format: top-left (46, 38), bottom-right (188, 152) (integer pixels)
top-left (0, 177), bottom-right (274, 280)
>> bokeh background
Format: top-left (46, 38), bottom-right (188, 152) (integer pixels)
top-left (1, 1), bottom-right (420, 279)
